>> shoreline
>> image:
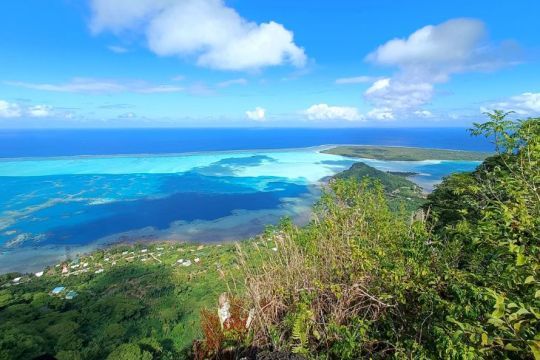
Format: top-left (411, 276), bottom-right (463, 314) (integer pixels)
top-left (0, 149), bottom-right (482, 275)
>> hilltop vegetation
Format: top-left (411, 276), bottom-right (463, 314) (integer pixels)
top-left (334, 161), bottom-right (425, 211)
top-left (196, 112), bottom-right (539, 359)
top-left (322, 145), bottom-right (491, 161)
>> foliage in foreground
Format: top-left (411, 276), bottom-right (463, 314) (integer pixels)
top-left (208, 112), bottom-right (539, 359)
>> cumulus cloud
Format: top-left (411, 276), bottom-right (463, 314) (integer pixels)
top-left (482, 92), bottom-right (540, 115)
top-left (363, 18), bottom-right (519, 118)
top-left (28, 105), bottom-right (53, 118)
top-left (367, 19), bottom-right (485, 81)
top-left (246, 107), bottom-right (266, 121)
top-left (89, 0), bottom-right (306, 71)
top-left (6, 78), bottom-right (183, 94)
top-left (305, 104), bottom-right (363, 121)
top-left (0, 100), bottom-right (22, 118)
top-left (0, 101), bottom-right (56, 118)
top-left (413, 109), bottom-right (434, 118)
top-left (364, 78), bottom-right (434, 110)
top-left (335, 76), bottom-right (377, 85)
top-left (367, 107), bottom-right (394, 121)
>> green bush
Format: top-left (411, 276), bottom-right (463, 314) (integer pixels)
top-left (234, 112), bottom-right (539, 359)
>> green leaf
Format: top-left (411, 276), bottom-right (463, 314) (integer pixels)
top-left (504, 343), bottom-right (519, 351)
top-left (487, 318), bottom-right (505, 327)
top-left (525, 276), bottom-right (535, 284)
top-left (516, 253), bottom-right (526, 266)
top-left (529, 340), bottom-right (540, 360)
top-left (516, 308), bottom-right (530, 316)
top-left (481, 333), bottom-right (489, 346)
top-left (491, 295), bottom-right (505, 319)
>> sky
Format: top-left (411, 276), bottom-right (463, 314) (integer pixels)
top-left (0, 0), bottom-right (539, 128)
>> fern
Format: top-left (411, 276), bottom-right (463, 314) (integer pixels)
top-left (291, 303), bottom-right (314, 355)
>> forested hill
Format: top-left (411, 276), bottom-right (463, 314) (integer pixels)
top-left (333, 161), bottom-right (425, 211)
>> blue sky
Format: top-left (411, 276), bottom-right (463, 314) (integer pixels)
top-left (0, 0), bottom-right (538, 128)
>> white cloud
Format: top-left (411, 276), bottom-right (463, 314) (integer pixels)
top-left (482, 92), bottom-right (540, 115)
top-left (246, 107), bottom-right (266, 121)
top-left (363, 18), bottom-right (519, 117)
top-left (28, 105), bottom-right (53, 118)
top-left (366, 18), bottom-right (490, 82)
top-left (0, 101), bottom-right (57, 119)
top-left (335, 76), bottom-right (377, 84)
top-left (413, 109), bottom-right (434, 118)
top-left (89, 0), bottom-right (306, 71)
top-left (364, 78), bottom-right (434, 110)
top-left (305, 104), bottom-right (363, 121)
top-left (217, 78), bottom-right (248, 88)
top-left (6, 78), bottom-right (183, 94)
top-left (0, 100), bottom-right (22, 118)
top-left (367, 107), bottom-right (394, 121)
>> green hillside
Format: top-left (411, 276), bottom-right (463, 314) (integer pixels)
top-left (334, 162), bottom-right (425, 211)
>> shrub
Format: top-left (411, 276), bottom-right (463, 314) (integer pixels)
top-left (221, 112), bottom-right (539, 359)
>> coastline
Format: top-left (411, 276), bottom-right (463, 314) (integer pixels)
top-left (0, 146), bottom-right (484, 275)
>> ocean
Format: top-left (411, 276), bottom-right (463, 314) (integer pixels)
top-left (0, 128), bottom-right (491, 273)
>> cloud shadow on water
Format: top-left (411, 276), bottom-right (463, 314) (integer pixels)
top-left (40, 177), bottom-right (308, 246)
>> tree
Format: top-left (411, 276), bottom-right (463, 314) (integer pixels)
top-left (106, 343), bottom-right (153, 360)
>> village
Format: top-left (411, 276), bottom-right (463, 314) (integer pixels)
top-left (1, 239), bottom-right (277, 301)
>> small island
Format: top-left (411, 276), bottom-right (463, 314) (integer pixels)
top-left (322, 145), bottom-right (491, 161)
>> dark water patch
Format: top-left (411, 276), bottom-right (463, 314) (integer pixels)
top-left (17, 181), bottom-right (308, 247)
top-left (0, 128), bottom-right (493, 158)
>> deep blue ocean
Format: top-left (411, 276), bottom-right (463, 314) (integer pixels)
top-left (0, 128), bottom-right (491, 273)
top-left (0, 128), bottom-right (491, 158)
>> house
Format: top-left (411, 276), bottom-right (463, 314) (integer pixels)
top-left (65, 291), bottom-right (78, 300)
top-left (51, 286), bottom-right (65, 295)
top-left (35, 271), bottom-right (44, 277)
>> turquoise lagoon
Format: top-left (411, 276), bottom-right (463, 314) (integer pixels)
top-left (0, 148), bottom-right (479, 273)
